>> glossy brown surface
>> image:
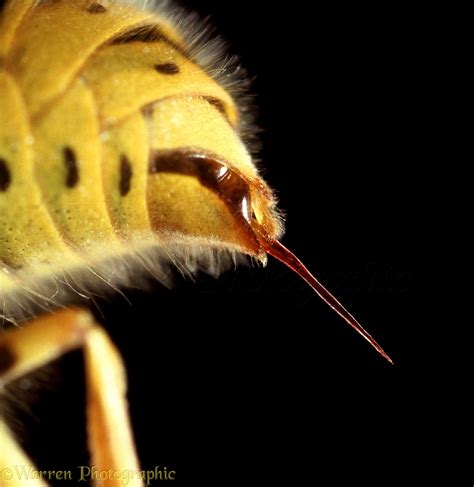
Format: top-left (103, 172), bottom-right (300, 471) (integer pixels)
top-left (261, 237), bottom-right (394, 364)
top-left (149, 148), bottom-right (261, 251)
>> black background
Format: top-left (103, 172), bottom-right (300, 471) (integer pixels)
top-left (2, 0), bottom-right (413, 485)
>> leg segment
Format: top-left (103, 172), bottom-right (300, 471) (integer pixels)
top-left (0, 309), bottom-right (142, 486)
top-left (0, 418), bottom-right (47, 487)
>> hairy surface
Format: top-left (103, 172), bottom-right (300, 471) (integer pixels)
top-left (0, 0), bottom-right (283, 323)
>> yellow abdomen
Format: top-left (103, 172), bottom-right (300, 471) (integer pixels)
top-left (0, 0), bottom-right (255, 314)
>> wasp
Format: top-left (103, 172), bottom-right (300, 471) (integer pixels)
top-left (0, 1), bottom-right (391, 484)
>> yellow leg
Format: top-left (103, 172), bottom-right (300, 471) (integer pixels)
top-left (0, 419), bottom-right (47, 487)
top-left (0, 309), bottom-right (143, 487)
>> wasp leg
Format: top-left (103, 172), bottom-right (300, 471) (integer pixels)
top-left (0, 309), bottom-right (142, 487)
top-left (0, 418), bottom-right (47, 486)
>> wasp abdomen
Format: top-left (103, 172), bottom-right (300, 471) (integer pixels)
top-left (0, 0), bottom-right (254, 309)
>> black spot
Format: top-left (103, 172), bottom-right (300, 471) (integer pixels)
top-left (87, 3), bottom-right (107, 13)
top-left (63, 147), bottom-right (79, 188)
top-left (154, 63), bottom-right (180, 75)
top-left (120, 155), bottom-right (133, 197)
top-left (0, 344), bottom-right (15, 374)
top-left (0, 158), bottom-right (11, 192)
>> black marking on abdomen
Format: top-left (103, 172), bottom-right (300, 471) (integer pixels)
top-left (87, 3), bottom-right (107, 14)
top-left (154, 63), bottom-right (180, 75)
top-left (110, 25), bottom-right (191, 60)
top-left (0, 158), bottom-right (11, 192)
top-left (0, 344), bottom-right (16, 375)
top-left (63, 147), bottom-right (79, 188)
top-left (120, 155), bottom-right (133, 196)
